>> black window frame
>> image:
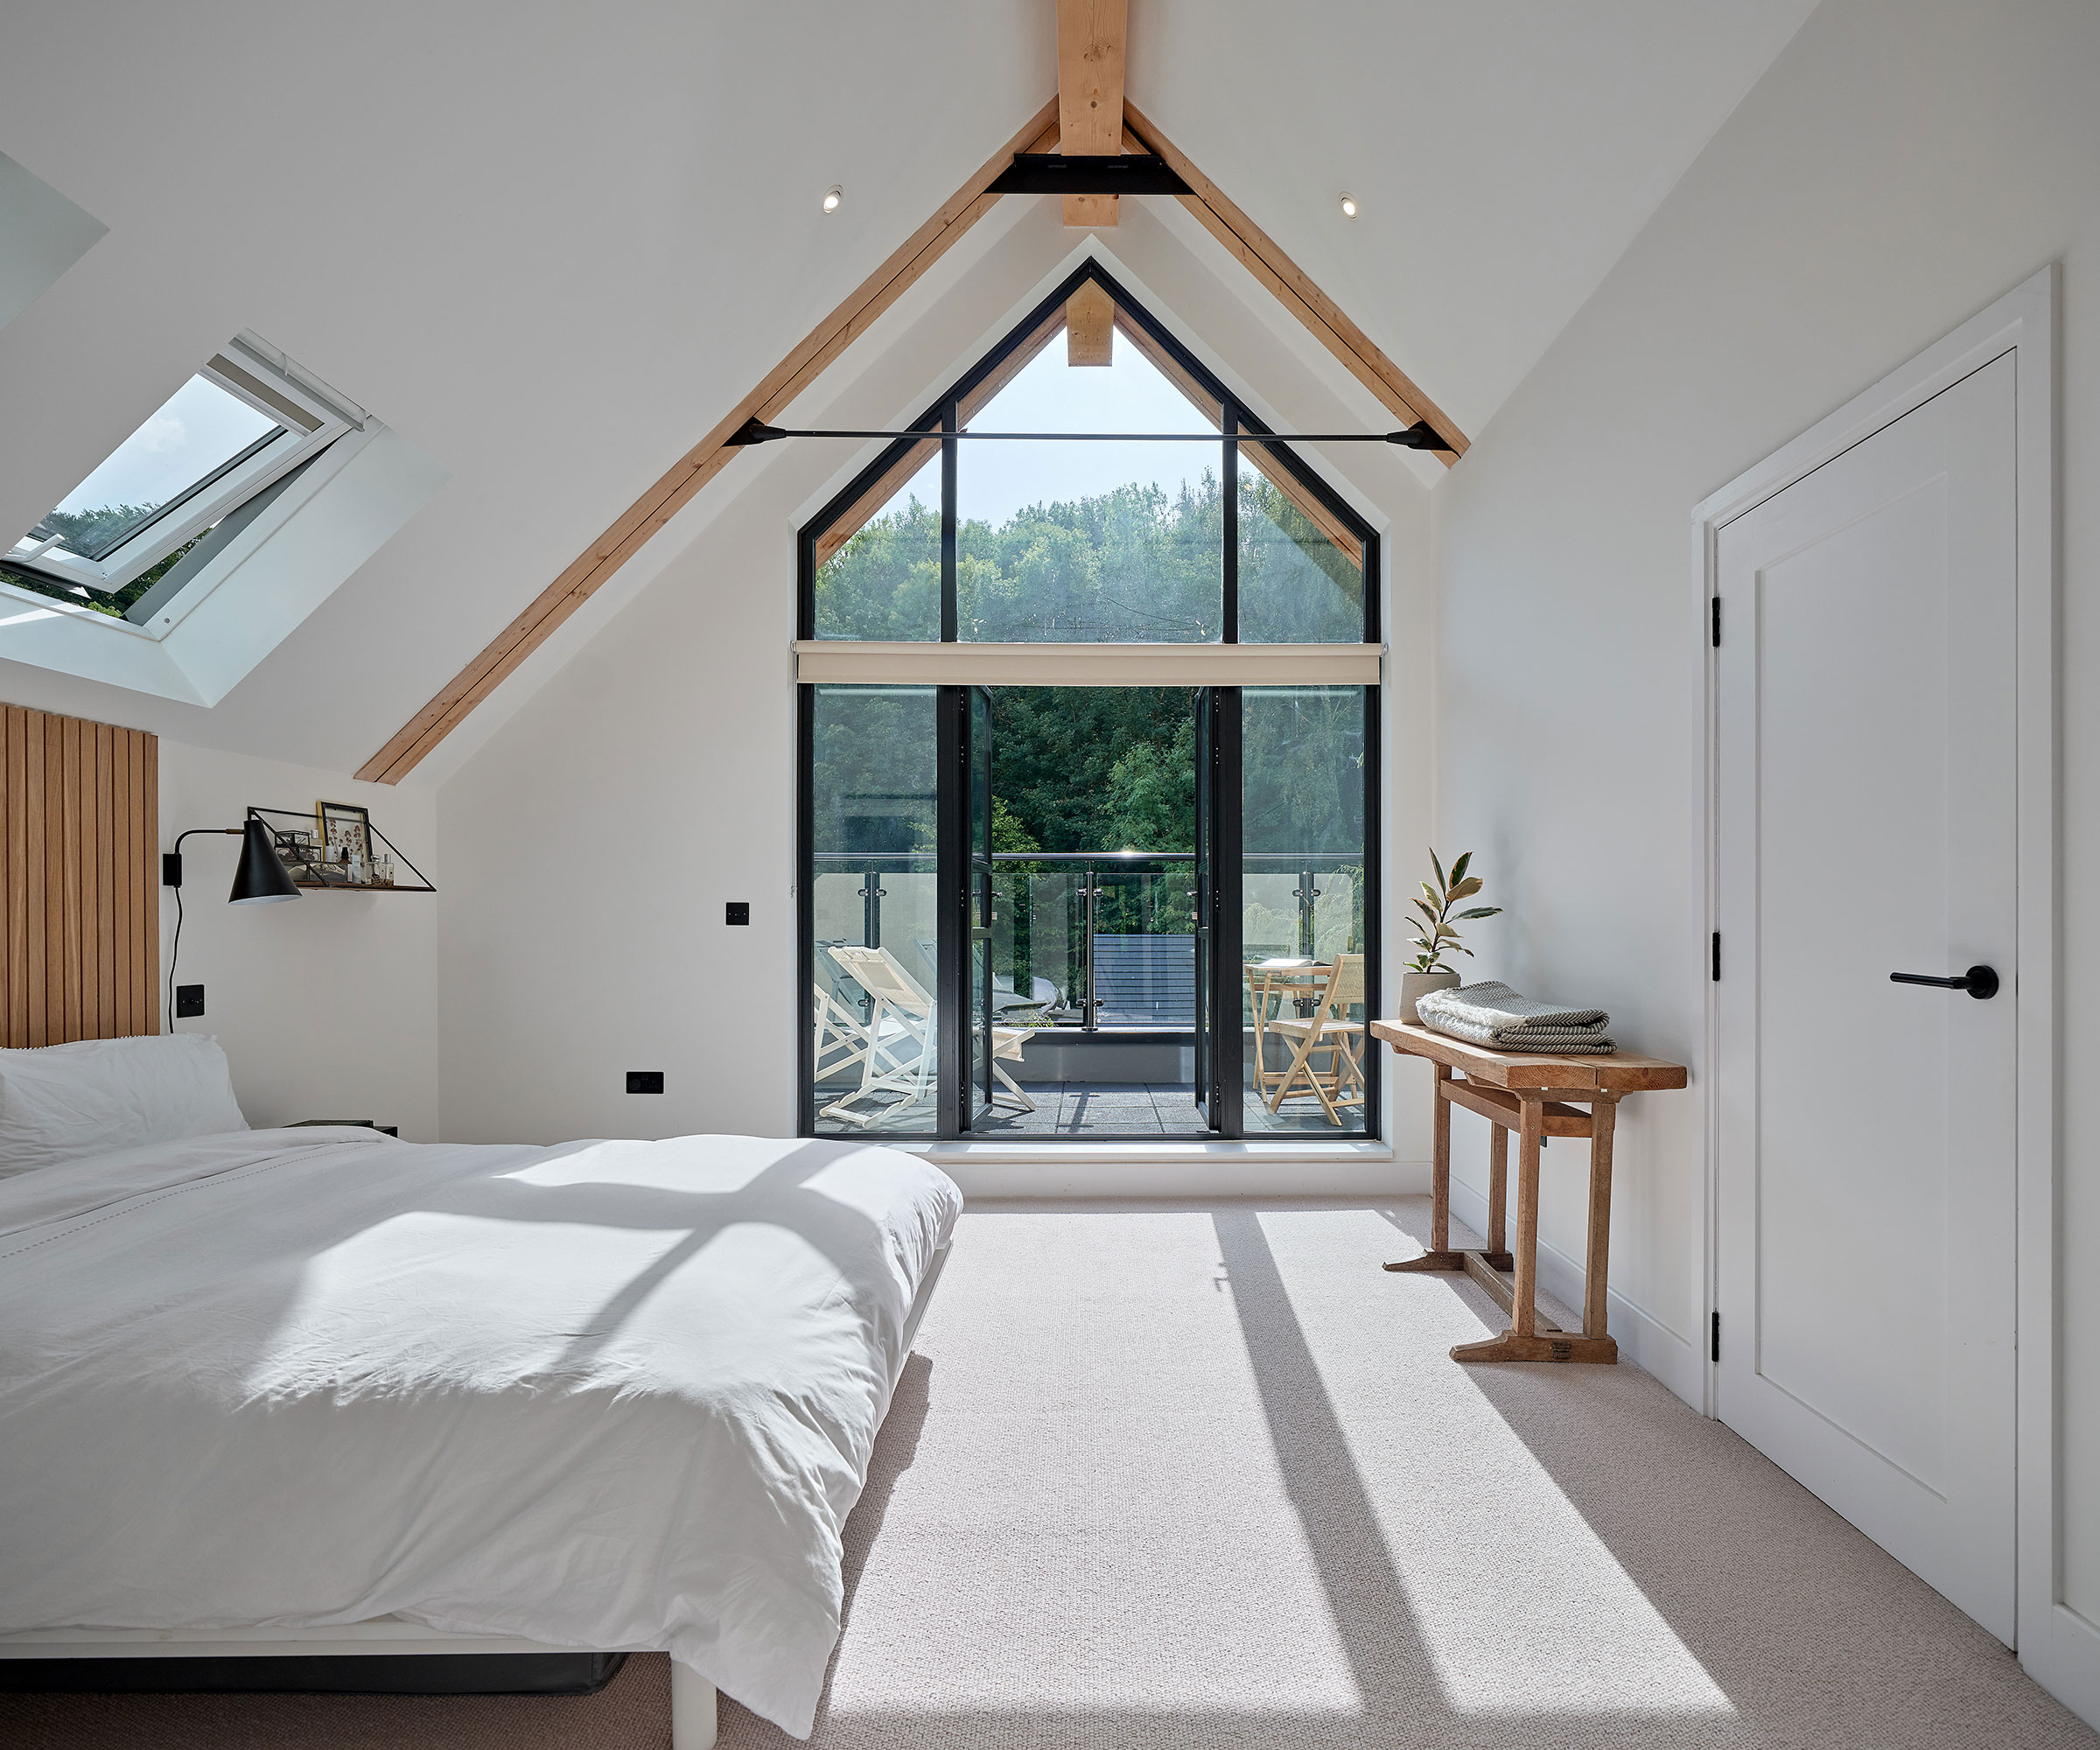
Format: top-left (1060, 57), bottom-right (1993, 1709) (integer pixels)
top-left (795, 258), bottom-right (1382, 1142)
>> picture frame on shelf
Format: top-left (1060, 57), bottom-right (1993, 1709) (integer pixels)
top-left (316, 800), bottom-right (373, 886)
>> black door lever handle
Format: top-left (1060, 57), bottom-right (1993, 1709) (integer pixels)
top-left (1890, 964), bottom-right (1999, 999)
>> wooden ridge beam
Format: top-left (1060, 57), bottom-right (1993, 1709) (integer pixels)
top-left (1121, 100), bottom-right (1468, 462)
top-left (1057, 0), bottom-right (1126, 228)
top-left (354, 97), bottom-right (1061, 784)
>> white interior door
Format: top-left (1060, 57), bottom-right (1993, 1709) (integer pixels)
top-left (1714, 352), bottom-right (2018, 1642)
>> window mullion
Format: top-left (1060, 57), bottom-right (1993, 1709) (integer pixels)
top-left (940, 403), bottom-right (957, 642)
top-left (1222, 405), bottom-right (1238, 644)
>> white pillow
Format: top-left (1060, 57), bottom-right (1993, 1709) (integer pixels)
top-left (0, 1034), bottom-right (248, 1178)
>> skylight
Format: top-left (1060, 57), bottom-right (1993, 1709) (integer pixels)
top-left (2, 337), bottom-right (358, 626)
top-left (37, 374), bottom-right (283, 561)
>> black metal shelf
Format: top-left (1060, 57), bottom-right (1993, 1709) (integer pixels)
top-left (245, 806), bottom-right (435, 892)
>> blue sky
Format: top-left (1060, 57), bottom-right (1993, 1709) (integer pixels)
top-left (53, 374), bottom-right (276, 518)
top-left (890, 331), bottom-right (1222, 529)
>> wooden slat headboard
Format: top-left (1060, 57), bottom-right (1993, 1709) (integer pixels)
top-left (0, 704), bottom-right (159, 1046)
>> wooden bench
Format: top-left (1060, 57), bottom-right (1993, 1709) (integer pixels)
top-left (1368, 1021), bottom-right (1688, 1364)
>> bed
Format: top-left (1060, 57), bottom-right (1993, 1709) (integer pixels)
top-left (0, 1104), bottom-right (959, 1747)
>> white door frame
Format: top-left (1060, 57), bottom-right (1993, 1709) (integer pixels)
top-left (1693, 266), bottom-right (2086, 1715)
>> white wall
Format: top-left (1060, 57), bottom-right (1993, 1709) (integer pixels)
top-left (436, 199), bottom-right (1442, 1184)
top-left (158, 741), bottom-right (438, 1138)
top-left (1432, 0), bottom-right (2099, 1660)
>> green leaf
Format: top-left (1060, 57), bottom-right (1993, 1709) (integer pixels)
top-left (1436, 922), bottom-right (1460, 939)
top-left (1428, 848), bottom-right (1446, 892)
top-left (1449, 850), bottom-right (1472, 886)
top-left (1454, 906), bottom-right (1502, 920)
top-left (1449, 875), bottom-right (1483, 900)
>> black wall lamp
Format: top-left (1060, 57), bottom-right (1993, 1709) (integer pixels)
top-left (163, 819), bottom-right (303, 905)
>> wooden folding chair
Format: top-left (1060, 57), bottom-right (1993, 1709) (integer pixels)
top-left (1246, 959), bottom-right (1325, 1109)
top-left (1264, 952), bottom-right (1367, 1124)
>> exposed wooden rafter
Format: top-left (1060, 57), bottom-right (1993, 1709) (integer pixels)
top-left (1122, 101), bottom-right (1468, 463)
top-left (1056, 0), bottom-right (1127, 228)
top-left (354, 99), bottom-right (1061, 784)
top-left (360, 89), bottom-right (1467, 784)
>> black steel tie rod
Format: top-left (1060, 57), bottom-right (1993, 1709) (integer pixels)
top-left (725, 416), bottom-right (1455, 452)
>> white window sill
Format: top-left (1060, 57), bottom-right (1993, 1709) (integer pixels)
top-left (914, 1138), bottom-right (1394, 1166)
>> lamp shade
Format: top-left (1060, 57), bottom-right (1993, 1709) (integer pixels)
top-left (229, 817), bottom-right (301, 904)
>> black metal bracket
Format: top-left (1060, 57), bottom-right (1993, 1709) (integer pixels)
top-left (987, 154), bottom-right (1192, 196)
top-left (726, 416), bottom-right (788, 446)
top-left (1387, 423), bottom-right (1456, 452)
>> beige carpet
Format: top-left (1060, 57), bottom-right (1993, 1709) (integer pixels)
top-left (5, 1200), bottom-right (2092, 1749)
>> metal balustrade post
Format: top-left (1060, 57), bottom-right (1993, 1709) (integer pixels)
top-left (1293, 864), bottom-right (1322, 962)
top-left (1082, 863), bottom-right (1099, 1032)
top-left (859, 867), bottom-right (886, 949)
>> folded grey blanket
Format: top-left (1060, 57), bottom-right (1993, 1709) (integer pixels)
top-left (1414, 980), bottom-right (1617, 1054)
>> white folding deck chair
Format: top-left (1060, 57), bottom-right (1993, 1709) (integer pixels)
top-left (821, 945), bottom-right (1035, 1124)
top-left (817, 945), bottom-right (939, 1129)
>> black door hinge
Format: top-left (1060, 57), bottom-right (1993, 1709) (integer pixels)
top-left (1712, 595), bottom-right (1722, 648)
top-left (1712, 931), bottom-right (1721, 982)
top-left (1712, 1311), bottom-right (1721, 1363)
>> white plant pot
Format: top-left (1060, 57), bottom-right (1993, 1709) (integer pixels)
top-left (1399, 970), bottom-right (1462, 1023)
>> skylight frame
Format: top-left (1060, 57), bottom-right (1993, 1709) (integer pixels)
top-left (5, 335), bottom-right (364, 611)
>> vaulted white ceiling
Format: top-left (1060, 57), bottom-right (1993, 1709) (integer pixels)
top-left (0, 0), bottom-right (1816, 776)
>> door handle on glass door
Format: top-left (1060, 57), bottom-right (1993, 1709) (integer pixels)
top-left (1889, 964), bottom-right (1999, 999)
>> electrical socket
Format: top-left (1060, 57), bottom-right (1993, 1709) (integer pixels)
top-left (626, 1070), bottom-right (664, 1094)
top-left (724, 901), bottom-right (750, 926)
top-left (175, 984), bottom-right (205, 1018)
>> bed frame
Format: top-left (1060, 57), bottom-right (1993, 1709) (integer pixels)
top-left (0, 1240), bottom-right (951, 1750)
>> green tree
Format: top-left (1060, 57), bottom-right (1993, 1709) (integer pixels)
top-left (1102, 717), bottom-right (1194, 851)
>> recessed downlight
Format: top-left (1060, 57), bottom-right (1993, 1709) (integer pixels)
top-left (1339, 192), bottom-right (1359, 220)
top-left (822, 185), bottom-right (844, 214)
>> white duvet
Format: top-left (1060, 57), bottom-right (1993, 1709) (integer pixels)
top-left (0, 1126), bottom-right (960, 1737)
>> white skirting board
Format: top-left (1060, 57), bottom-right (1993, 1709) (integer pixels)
top-left (0, 1242), bottom-right (956, 1750)
top-left (1446, 1176), bottom-right (1703, 1406)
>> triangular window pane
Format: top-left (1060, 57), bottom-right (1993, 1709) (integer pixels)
top-left (813, 444), bottom-right (940, 640)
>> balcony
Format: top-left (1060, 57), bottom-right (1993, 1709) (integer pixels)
top-left (812, 851), bottom-right (1368, 1137)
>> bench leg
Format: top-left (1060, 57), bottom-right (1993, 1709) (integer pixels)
top-left (1508, 1096), bottom-right (1542, 1337)
top-left (1584, 1094), bottom-right (1619, 1340)
top-left (1485, 1121), bottom-right (1511, 1270)
top-left (1449, 1094), bottom-right (1620, 1362)
top-left (1385, 1062), bottom-right (1467, 1272)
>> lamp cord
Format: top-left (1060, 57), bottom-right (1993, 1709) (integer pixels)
top-left (165, 883), bottom-right (184, 1034)
top-left (164, 825), bottom-right (237, 1034)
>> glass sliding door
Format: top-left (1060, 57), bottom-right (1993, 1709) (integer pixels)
top-left (1242, 686), bottom-right (1375, 1134)
top-left (804, 684), bottom-right (940, 1135)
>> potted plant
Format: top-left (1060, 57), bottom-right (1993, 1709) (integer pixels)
top-left (1402, 850), bottom-right (1501, 1021)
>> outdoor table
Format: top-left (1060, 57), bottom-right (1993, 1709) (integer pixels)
top-left (1369, 1020), bottom-right (1687, 1363)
